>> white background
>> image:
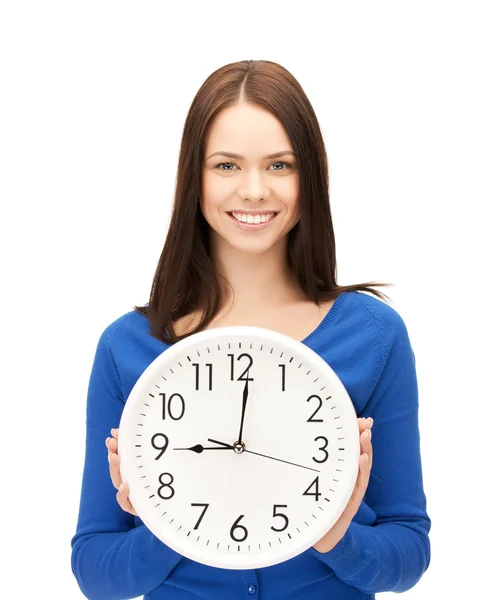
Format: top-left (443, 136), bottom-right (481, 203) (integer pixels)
top-left (1, 1), bottom-right (497, 598)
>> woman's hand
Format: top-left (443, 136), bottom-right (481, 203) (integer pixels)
top-left (312, 417), bottom-right (373, 553)
top-left (105, 428), bottom-right (138, 516)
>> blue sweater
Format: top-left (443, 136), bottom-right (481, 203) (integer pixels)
top-left (71, 290), bottom-right (431, 600)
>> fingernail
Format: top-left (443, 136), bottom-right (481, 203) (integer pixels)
top-left (108, 452), bottom-right (111, 463)
top-left (368, 417), bottom-right (374, 427)
top-left (119, 483), bottom-right (123, 492)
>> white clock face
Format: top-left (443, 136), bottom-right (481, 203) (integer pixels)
top-left (119, 326), bottom-right (359, 570)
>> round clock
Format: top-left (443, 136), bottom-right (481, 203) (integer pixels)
top-left (118, 326), bottom-right (360, 570)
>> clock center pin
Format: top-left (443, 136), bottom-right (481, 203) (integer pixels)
top-left (234, 441), bottom-right (246, 454)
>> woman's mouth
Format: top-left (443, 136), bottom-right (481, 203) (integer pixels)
top-left (226, 211), bottom-right (279, 231)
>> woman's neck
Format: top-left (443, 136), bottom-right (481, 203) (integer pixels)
top-left (211, 241), bottom-right (306, 311)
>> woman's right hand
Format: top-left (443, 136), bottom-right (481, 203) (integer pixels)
top-left (106, 428), bottom-right (138, 516)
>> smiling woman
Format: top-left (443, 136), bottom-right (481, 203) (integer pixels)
top-left (130, 61), bottom-right (393, 345)
top-left (71, 59), bottom-right (431, 600)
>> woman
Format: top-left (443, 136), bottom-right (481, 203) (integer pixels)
top-left (71, 59), bottom-right (431, 599)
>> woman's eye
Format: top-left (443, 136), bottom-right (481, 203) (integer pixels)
top-left (217, 162), bottom-right (236, 171)
top-left (215, 161), bottom-right (292, 172)
top-left (271, 162), bottom-right (292, 171)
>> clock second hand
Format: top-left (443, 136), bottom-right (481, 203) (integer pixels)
top-left (172, 444), bottom-right (234, 454)
top-left (207, 438), bottom-right (321, 473)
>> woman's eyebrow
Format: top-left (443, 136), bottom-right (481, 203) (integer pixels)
top-left (206, 150), bottom-right (296, 160)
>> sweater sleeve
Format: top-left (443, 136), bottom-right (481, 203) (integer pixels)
top-left (308, 307), bottom-right (431, 594)
top-left (70, 327), bottom-right (184, 600)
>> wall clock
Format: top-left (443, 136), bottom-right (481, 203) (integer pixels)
top-left (118, 326), bottom-right (360, 569)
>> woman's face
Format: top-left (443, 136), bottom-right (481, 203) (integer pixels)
top-left (201, 102), bottom-right (300, 255)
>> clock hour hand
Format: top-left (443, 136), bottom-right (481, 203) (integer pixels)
top-left (172, 443), bottom-right (234, 454)
top-left (207, 438), bottom-right (234, 448)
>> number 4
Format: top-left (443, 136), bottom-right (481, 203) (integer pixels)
top-left (302, 476), bottom-right (321, 501)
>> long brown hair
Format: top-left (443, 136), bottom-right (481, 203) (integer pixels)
top-left (133, 60), bottom-right (393, 344)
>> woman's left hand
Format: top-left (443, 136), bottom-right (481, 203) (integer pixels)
top-left (312, 417), bottom-right (373, 553)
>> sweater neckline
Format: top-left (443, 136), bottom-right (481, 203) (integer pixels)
top-left (300, 291), bottom-right (348, 345)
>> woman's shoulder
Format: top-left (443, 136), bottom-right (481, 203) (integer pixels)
top-left (341, 291), bottom-right (412, 361)
top-left (97, 308), bottom-right (152, 350)
top-left (348, 290), bottom-right (408, 332)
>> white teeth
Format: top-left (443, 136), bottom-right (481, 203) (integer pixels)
top-left (231, 212), bottom-right (276, 224)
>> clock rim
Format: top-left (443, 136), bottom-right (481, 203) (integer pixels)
top-left (118, 325), bottom-right (360, 569)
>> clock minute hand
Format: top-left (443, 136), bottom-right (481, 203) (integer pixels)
top-left (237, 379), bottom-right (249, 444)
